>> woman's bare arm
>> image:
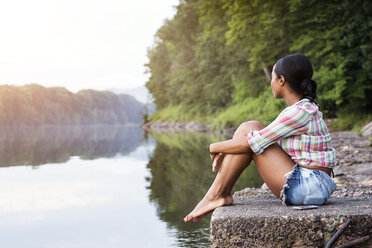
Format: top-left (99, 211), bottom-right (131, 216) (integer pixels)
top-left (209, 136), bottom-right (251, 155)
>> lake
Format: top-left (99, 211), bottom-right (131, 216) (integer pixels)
top-left (0, 125), bottom-right (263, 247)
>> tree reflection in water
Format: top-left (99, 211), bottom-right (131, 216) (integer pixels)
top-left (0, 125), bottom-right (143, 167)
top-left (146, 131), bottom-right (264, 247)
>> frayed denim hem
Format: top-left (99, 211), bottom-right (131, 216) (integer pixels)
top-left (279, 164), bottom-right (337, 206)
top-left (280, 164), bottom-right (298, 206)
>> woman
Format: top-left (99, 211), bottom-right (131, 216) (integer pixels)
top-left (184, 53), bottom-right (337, 223)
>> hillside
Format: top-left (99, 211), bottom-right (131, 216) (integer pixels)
top-left (145, 0), bottom-right (372, 131)
top-left (0, 84), bottom-right (144, 126)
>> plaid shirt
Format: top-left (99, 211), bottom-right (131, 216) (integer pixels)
top-left (247, 98), bottom-right (335, 168)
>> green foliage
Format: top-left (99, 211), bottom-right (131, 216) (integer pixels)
top-left (330, 113), bottom-right (372, 132)
top-left (145, 41), bottom-right (171, 108)
top-left (287, 0), bottom-right (372, 114)
top-left (150, 104), bottom-right (208, 122)
top-left (0, 84), bottom-right (144, 126)
top-left (212, 88), bottom-right (286, 130)
top-left (223, 0), bottom-right (290, 71)
top-left (150, 88), bottom-right (287, 131)
top-left (146, 0), bottom-right (372, 130)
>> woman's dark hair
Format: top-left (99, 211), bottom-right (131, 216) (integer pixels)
top-left (274, 53), bottom-right (318, 103)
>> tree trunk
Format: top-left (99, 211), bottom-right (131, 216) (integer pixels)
top-left (263, 65), bottom-right (272, 83)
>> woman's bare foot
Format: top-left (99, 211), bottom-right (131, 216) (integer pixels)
top-left (183, 195), bottom-right (233, 223)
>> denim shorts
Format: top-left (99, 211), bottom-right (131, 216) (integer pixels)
top-left (280, 164), bottom-right (337, 206)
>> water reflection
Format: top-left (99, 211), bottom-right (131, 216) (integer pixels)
top-left (146, 132), bottom-right (264, 247)
top-left (0, 125), bottom-right (144, 167)
top-left (0, 126), bottom-right (263, 247)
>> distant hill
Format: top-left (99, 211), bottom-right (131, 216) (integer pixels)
top-left (0, 84), bottom-right (144, 126)
top-left (106, 86), bottom-right (157, 116)
top-left (106, 86), bottom-right (151, 104)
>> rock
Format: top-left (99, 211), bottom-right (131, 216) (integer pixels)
top-left (261, 183), bottom-right (269, 190)
top-left (175, 122), bottom-right (187, 130)
top-left (362, 121), bottom-right (372, 138)
top-left (140, 121), bottom-right (152, 129)
top-left (185, 121), bottom-right (209, 132)
top-left (142, 120), bottom-right (210, 133)
top-left (333, 163), bottom-right (372, 187)
top-left (210, 187), bottom-right (372, 248)
top-left (329, 131), bottom-right (372, 187)
top-left (331, 132), bottom-right (372, 187)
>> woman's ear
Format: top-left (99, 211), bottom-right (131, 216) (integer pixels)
top-left (279, 75), bottom-right (286, 86)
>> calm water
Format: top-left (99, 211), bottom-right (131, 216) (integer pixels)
top-left (0, 125), bottom-right (263, 248)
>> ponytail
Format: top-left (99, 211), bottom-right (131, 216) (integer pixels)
top-left (301, 78), bottom-right (317, 100)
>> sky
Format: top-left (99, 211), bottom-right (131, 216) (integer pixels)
top-left (0, 0), bottom-right (178, 93)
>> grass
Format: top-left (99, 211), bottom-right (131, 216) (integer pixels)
top-left (148, 89), bottom-right (288, 131)
top-left (211, 90), bottom-right (286, 130)
top-left (148, 89), bottom-right (372, 133)
top-left (149, 104), bottom-right (209, 123)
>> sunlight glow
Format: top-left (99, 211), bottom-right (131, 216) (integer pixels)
top-left (0, 0), bottom-right (178, 92)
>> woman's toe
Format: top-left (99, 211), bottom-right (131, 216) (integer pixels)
top-left (184, 214), bottom-right (193, 223)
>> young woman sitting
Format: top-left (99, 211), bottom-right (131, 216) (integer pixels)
top-left (184, 53), bottom-right (337, 223)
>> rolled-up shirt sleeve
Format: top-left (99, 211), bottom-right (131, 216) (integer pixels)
top-left (247, 105), bottom-right (311, 154)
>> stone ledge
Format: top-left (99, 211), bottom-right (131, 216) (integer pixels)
top-left (210, 187), bottom-right (372, 248)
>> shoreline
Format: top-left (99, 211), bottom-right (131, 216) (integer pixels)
top-left (142, 120), bottom-right (372, 188)
top-left (141, 120), bottom-right (235, 136)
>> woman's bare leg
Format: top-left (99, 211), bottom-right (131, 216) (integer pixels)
top-left (184, 121), bottom-right (295, 223)
top-left (253, 143), bottom-right (295, 198)
top-left (183, 152), bottom-right (252, 222)
top-left (184, 122), bottom-right (259, 223)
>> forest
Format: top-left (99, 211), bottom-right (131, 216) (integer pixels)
top-left (145, 0), bottom-right (372, 130)
top-left (0, 84), bottom-right (144, 126)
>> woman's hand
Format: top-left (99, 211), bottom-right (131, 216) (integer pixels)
top-left (209, 143), bottom-right (225, 172)
top-left (211, 153), bottom-right (225, 172)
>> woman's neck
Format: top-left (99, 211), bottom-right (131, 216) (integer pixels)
top-left (284, 93), bottom-right (302, 106)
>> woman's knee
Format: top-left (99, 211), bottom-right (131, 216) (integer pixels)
top-left (233, 121), bottom-right (265, 137)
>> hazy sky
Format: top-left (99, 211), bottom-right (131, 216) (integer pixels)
top-left (0, 0), bottom-right (178, 92)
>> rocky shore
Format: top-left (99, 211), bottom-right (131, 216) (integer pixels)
top-left (330, 131), bottom-right (372, 187)
top-left (141, 120), bottom-right (212, 133)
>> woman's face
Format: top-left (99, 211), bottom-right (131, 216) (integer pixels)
top-left (271, 64), bottom-right (283, 99)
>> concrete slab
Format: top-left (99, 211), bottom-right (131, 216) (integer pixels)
top-left (210, 187), bottom-right (372, 248)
